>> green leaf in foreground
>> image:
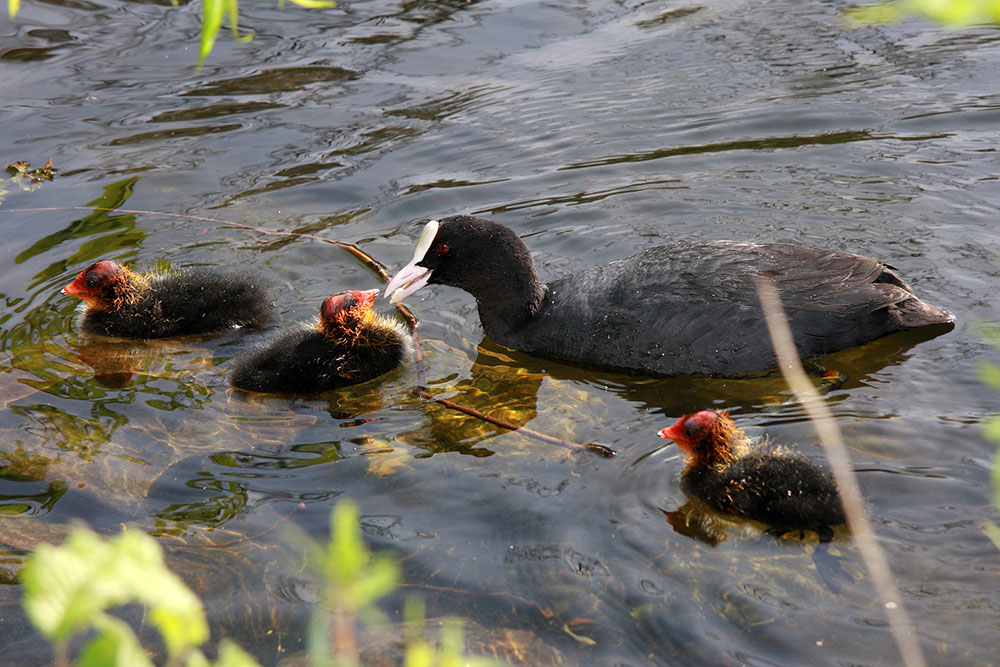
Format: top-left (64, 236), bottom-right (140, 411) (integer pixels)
top-left (845, 0), bottom-right (1000, 27)
top-left (21, 525), bottom-right (220, 664)
top-left (286, 0), bottom-right (336, 8)
top-left (196, 0), bottom-right (335, 69)
top-left (199, 0), bottom-right (227, 71)
top-left (77, 615), bottom-right (154, 667)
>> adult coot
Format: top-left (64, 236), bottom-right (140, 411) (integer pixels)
top-left (231, 289), bottom-right (411, 394)
top-left (658, 410), bottom-right (845, 541)
top-left (62, 259), bottom-right (272, 338)
top-left (384, 216), bottom-right (954, 376)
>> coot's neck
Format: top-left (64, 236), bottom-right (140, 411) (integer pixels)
top-left (474, 269), bottom-right (546, 344)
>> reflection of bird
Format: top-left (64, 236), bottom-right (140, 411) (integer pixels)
top-left (62, 260), bottom-right (272, 338)
top-left (385, 216), bottom-right (953, 376)
top-left (231, 289), bottom-right (411, 395)
top-left (658, 410), bottom-right (845, 541)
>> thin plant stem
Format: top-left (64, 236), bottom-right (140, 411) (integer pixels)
top-left (755, 277), bottom-right (926, 667)
top-left (331, 608), bottom-right (357, 667)
top-left (410, 386), bottom-right (615, 457)
top-left (54, 640), bottom-right (69, 667)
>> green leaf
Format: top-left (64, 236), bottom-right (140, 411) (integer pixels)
top-left (107, 530), bottom-right (208, 656)
top-left (438, 619), bottom-right (466, 666)
top-left (198, 0), bottom-right (226, 70)
top-left (843, 0), bottom-right (908, 25)
top-left (994, 447), bottom-right (1000, 511)
top-left (186, 649), bottom-right (211, 667)
top-left (287, 0), bottom-right (336, 8)
top-left (78, 615), bottom-right (154, 667)
top-left (351, 555), bottom-right (399, 607)
top-left (328, 502), bottom-right (364, 583)
top-left (305, 611), bottom-right (334, 667)
top-left (979, 361), bottom-right (1000, 390)
top-left (845, 0), bottom-right (1000, 26)
top-left (22, 528), bottom-right (120, 640)
top-left (983, 522), bottom-right (1000, 551)
top-left (985, 415), bottom-right (1000, 442)
top-left (227, 0), bottom-right (254, 44)
top-left (215, 639), bottom-right (262, 667)
top-left (21, 526), bottom-right (210, 661)
top-left (911, 0), bottom-right (1000, 23)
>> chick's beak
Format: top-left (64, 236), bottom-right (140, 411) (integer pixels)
top-left (657, 415), bottom-right (687, 442)
top-left (357, 288), bottom-right (379, 308)
top-left (61, 277), bottom-right (83, 296)
top-left (383, 219), bottom-right (439, 304)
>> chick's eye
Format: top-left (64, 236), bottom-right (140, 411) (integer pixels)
top-left (437, 243), bottom-right (450, 254)
top-left (85, 277), bottom-right (98, 288)
top-left (347, 297), bottom-right (359, 308)
top-left (683, 421), bottom-right (700, 437)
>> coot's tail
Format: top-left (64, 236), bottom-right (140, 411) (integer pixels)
top-left (892, 297), bottom-right (955, 329)
top-left (876, 266), bottom-right (955, 329)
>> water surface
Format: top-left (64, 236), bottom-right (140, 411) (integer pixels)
top-left (2, 0), bottom-right (999, 664)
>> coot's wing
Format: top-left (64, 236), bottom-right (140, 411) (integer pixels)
top-left (510, 241), bottom-right (948, 376)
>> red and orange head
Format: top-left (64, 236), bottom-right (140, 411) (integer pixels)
top-left (319, 289), bottom-right (379, 337)
top-left (62, 260), bottom-right (145, 310)
top-left (658, 409), bottom-right (743, 467)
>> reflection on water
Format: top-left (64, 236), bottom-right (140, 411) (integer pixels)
top-left (2, 0), bottom-right (1000, 663)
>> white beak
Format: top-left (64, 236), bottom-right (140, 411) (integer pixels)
top-left (384, 219), bottom-right (439, 304)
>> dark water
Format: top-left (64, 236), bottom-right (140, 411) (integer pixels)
top-left (2, 0), bottom-right (1000, 664)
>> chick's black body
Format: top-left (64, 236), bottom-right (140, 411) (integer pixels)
top-left (659, 410), bottom-right (845, 540)
top-left (63, 260), bottom-right (272, 339)
top-left (230, 324), bottom-right (407, 394)
top-left (81, 271), bottom-right (272, 338)
top-left (387, 216), bottom-right (954, 377)
top-left (681, 449), bottom-right (846, 537)
top-left (230, 290), bottom-right (410, 395)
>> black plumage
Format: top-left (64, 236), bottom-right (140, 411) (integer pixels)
top-left (384, 216), bottom-right (954, 376)
top-left (62, 260), bottom-right (272, 339)
top-left (230, 289), bottom-right (410, 395)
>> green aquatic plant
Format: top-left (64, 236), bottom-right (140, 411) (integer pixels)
top-left (198, 0), bottom-right (337, 69)
top-left (978, 325), bottom-right (1000, 515)
top-left (197, 0), bottom-right (340, 69)
top-left (295, 501), bottom-right (497, 666)
top-left (295, 501), bottom-right (401, 666)
top-left (20, 525), bottom-right (258, 666)
top-left (0, 159), bottom-right (56, 206)
top-left (845, 0), bottom-right (1000, 26)
top-left (5, 0), bottom-right (334, 69)
top-left (21, 504), bottom-right (489, 666)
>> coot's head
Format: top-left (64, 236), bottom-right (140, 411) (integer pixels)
top-left (319, 289), bottom-right (379, 335)
top-left (383, 216), bottom-right (539, 306)
top-left (62, 260), bottom-right (140, 309)
top-left (658, 410), bottom-right (741, 467)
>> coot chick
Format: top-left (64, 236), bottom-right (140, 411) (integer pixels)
top-left (658, 410), bottom-right (845, 540)
top-left (384, 216), bottom-right (954, 376)
top-left (62, 260), bottom-right (272, 338)
top-left (230, 289), bottom-right (411, 395)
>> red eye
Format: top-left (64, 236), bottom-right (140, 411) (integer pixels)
top-left (437, 243), bottom-right (450, 254)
